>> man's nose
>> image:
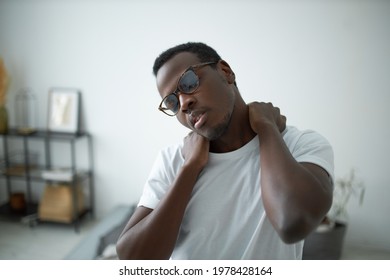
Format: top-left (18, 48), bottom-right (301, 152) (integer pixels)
top-left (179, 93), bottom-right (196, 114)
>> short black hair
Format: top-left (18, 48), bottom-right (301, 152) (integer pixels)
top-left (152, 42), bottom-right (221, 76)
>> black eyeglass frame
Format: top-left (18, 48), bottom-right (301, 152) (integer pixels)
top-left (158, 61), bottom-right (218, 116)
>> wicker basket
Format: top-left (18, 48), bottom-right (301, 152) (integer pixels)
top-left (38, 184), bottom-right (84, 223)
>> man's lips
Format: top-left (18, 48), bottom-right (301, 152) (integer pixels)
top-left (189, 111), bottom-right (206, 129)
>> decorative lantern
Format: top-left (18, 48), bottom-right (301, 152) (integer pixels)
top-left (15, 88), bottom-right (38, 134)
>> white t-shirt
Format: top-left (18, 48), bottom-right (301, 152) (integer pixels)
top-left (138, 126), bottom-right (334, 259)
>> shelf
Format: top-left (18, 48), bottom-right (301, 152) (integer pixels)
top-left (0, 202), bottom-right (92, 226)
top-left (1, 166), bottom-right (91, 183)
top-left (39, 208), bottom-right (92, 225)
top-left (0, 129), bottom-right (94, 231)
top-left (0, 202), bottom-right (38, 218)
top-left (2, 128), bottom-right (90, 141)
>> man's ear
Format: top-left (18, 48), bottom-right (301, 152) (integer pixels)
top-left (218, 60), bottom-right (236, 85)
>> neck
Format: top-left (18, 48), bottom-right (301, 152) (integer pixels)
top-left (209, 97), bottom-right (256, 153)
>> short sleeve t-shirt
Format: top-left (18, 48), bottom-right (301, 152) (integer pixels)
top-left (138, 126), bottom-right (334, 259)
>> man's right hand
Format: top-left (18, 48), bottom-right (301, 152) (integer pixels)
top-left (182, 131), bottom-right (209, 171)
top-left (117, 131), bottom-right (210, 260)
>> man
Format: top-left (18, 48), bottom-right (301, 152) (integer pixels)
top-left (116, 42), bottom-right (334, 259)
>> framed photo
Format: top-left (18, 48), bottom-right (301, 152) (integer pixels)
top-left (48, 88), bottom-right (80, 133)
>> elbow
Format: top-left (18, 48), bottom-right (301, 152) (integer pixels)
top-left (116, 234), bottom-right (172, 260)
top-left (275, 223), bottom-right (308, 244)
top-left (271, 192), bottom-right (333, 244)
top-left (116, 237), bottom-right (146, 260)
top-left (273, 214), bottom-right (325, 244)
top-left (116, 234), bottom-right (141, 260)
top-left (116, 237), bottom-right (130, 260)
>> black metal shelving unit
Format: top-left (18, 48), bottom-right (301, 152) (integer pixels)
top-left (0, 128), bottom-right (94, 232)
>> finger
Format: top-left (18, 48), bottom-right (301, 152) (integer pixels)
top-left (280, 115), bottom-right (287, 132)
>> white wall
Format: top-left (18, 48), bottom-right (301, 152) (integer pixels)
top-left (1, 0), bottom-right (389, 251)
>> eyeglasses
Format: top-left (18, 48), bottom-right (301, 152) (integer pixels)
top-left (158, 61), bottom-right (218, 116)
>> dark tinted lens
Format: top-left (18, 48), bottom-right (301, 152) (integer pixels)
top-left (178, 70), bottom-right (199, 93)
top-left (163, 94), bottom-right (179, 114)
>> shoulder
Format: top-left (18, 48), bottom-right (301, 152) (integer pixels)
top-left (158, 141), bottom-right (184, 160)
top-left (283, 126), bottom-right (334, 180)
top-left (283, 126), bottom-right (332, 148)
top-left (153, 141), bottom-right (185, 171)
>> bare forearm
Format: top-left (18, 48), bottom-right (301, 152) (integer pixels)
top-left (117, 164), bottom-right (201, 259)
top-left (259, 124), bottom-right (332, 243)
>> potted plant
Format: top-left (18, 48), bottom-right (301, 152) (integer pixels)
top-left (302, 168), bottom-right (365, 259)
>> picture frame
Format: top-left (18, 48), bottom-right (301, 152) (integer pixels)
top-left (47, 88), bottom-right (80, 133)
